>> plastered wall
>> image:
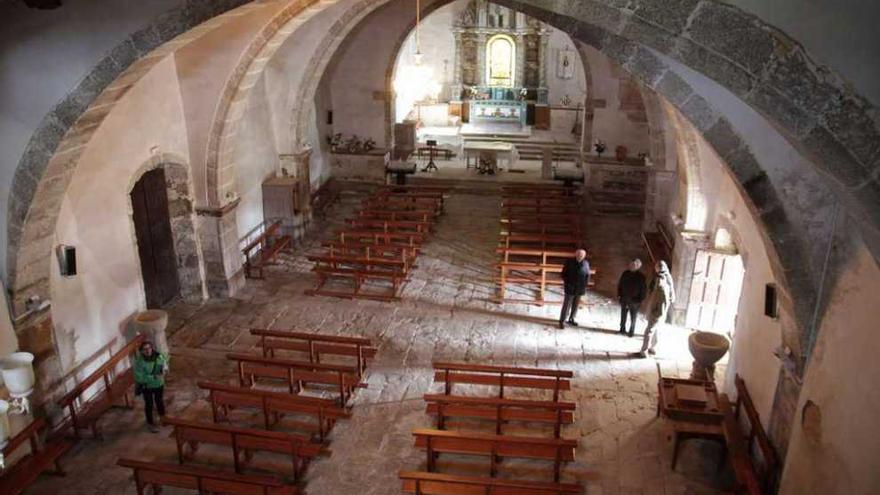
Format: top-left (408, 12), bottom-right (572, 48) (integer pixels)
top-left (50, 56), bottom-right (189, 370)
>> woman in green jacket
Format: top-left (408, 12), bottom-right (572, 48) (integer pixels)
top-left (134, 340), bottom-right (168, 432)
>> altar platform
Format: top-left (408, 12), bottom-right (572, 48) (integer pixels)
top-left (460, 123), bottom-right (532, 139)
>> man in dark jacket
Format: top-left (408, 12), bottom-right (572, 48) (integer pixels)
top-left (617, 258), bottom-right (647, 337)
top-left (558, 249), bottom-right (590, 329)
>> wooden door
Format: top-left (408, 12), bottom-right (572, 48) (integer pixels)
top-left (131, 168), bottom-right (179, 308)
top-left (685, 250), bottom-right (744, 334)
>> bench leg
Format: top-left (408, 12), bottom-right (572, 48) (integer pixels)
top-left (671, 432), bottom-right (682, 471)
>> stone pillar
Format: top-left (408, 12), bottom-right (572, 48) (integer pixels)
top-left (538, 31), bottom-right (549, 89)
top-left (195, 199), bottom-right (244, 298)
top-left (452, 31), bottom-right (463, 99)
top-left (515, 34), bottom-right (525, 88)
top-left (476, 33), bottom-right (488, 86)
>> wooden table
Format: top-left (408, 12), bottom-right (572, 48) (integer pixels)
top-left (462, 141), bottom-right (518, 171)
top-left (657, 376), bottom-right (725, 470)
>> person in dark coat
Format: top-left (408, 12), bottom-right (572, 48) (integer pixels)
top-left (558, 249), bottom-right (590, 329)
top-left (617, 258), bottom-right (647, 337)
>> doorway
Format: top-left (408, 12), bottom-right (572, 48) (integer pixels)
top-left (131, 168), bottom-right (180, 308)
top-left (685, 249), bottom-right (745, 336)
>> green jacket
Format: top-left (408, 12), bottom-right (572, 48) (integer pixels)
top-left (134, 352), bottom-right (168, 389)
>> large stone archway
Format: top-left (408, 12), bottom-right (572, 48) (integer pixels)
top-left (9, 0), bottom-right (878, 368)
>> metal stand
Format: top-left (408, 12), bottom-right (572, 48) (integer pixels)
top-left (422, 141), bottom-right (438, 172)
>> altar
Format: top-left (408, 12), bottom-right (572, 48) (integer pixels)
top-left (462, 141), bottom-right (518, 171)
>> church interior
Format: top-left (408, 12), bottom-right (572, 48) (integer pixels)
top-left (0, 0), bottom-right (879, 493)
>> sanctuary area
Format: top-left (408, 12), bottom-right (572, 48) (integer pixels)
top-left (0, 0), bottom-right (879, 494)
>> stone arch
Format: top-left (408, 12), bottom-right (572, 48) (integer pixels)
top-left (665, 99), bottom-right (708, 231)
top-left (6, 0), bottom-right (258, 296)
top-left (125, 153), bottom-right (207, 305)
top-left (203, 0), bottom-right (326, 209)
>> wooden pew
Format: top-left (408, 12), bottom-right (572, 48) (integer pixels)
top-left (322, 242), bottom-right (418, 264)
top-left (357, 208), bottom-right (437, 224)
top-left (374, 189), bottom-right (445, 205)
top-left (362, 197), bottom-right (443, 214)
top-left (399, 471), bottom-right (581, 494)
top-left (344, 218), bottom-right (433, 235)
top-left (719, 394), bottom-right (763, 495)
top-left (163, 417), bottom-right (323, 481)
top-left (242, 219), bottom-right (292, 280)
top-left (433, 362), bottom-right (573, 402)
top-left (250, 329), bottom-right (376, 376)
top-left (307, 252), bottom-right (410, 301)
top-left (502, 197), bottom-right (573, 208)
top-left (733, 375), bottom-right (778, 493)
top-left (500, 222), bottom-right (584, 237)
top-left (197, 381), bottom-right (349, 441)
top-left (0, 418), bottom-right (73, 495)
top-left (335, 230), bottom-right (425, 247)
top-left (501, 204), bottom-right (581, 216)
top-left (412, 429), bottom-right (577, 481)
top-left (380, 184), bottom-right (449, 193)
top-left (501, 185), bottom-right (576, 196)
top-left (423, 394), bottom-right (576, 438)
top-left (56, 334), bottom-right (145, 439)
top-left (498, 233), bottom-right (582, 251)
top-left (226, 352), bottom-right (364, 405)
top-left (495, 260), bottom-right (596, 305)
top-left (117, 458), bottom-right (297, 495)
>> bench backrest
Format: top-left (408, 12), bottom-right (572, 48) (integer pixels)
top-left (198, 381), bottom-right (348, 418)
top-left (1, 417), bottom-right (46, 459)
top-left (117, 458), bottom-right (295, 495)
top-left (242, 219), bottom-right (283, 256)
top-left (412, 428), bottom-right (577, 460)
top-left (734, 375), bottom-right (778, 490)
top-left (433, 362), bottom-right (572, 400)
top-left (57, 334), bottom-right (145, 408)
top-left (164, 417), bottom-right (320, 457)
top-left (399, 471), bottom-right (580, 494)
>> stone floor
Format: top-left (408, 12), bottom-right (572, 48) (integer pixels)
top-left (29, 186), bottom-right (730, 494)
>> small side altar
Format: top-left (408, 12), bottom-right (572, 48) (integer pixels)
top-left (469, 99), bottom-right (526, 127)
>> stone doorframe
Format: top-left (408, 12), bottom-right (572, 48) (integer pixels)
top-left (126, 154), bottom-right (208, 305)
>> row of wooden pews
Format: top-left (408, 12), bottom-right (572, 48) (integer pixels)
top-left (306, 184), bottom-right (447, 301)
top-left (116, 329), bottom-right (378, 494)
top-left (399, 361), bottom-right (582, 494)
top-left (496, 185), bottom-right (595, 305)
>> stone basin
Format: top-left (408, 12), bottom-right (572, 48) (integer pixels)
top-left (133, 309), bottom-right (169, 353)
top-left (688, 331), bottom-right (730, 367)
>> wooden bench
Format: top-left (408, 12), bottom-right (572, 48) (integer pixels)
top-left (502, 197), bottom-right (573, 208)
top-left (242, 219), bottom-right (292, 279)
top-left (0, 418), bottom-right (73, 495)
top-left (362, 197), bottom-right (443, 214)
top-left (163, 417), bottom-right (323, 481)
top-left (344, 218), bottom-right (433, 235)
top-left (357, 208), bottom-right (437, 224)
top-left (496, 260), bottom-right (596, 305)
top-left (433, 362), bottom-right (572, 402)
top-left (227, 352), bottom-right (365, 405)
top-left (500, 222), bottom-right (584, 237)
top-left (501, 185), bottom-right (577, 197)
top-left (720, 395), bottom-right (763, 495)
top-left (117, 458), bottom-right (297, 495)
top-left (423, 394), bottom-right (576, 438)
top-left (642, 220), bottom-right (673, 267)
top-left (399, 471), bottom-right (581, 494)
top-left (374, 189), bottom-right (446, 203)
top-left (501, 204), bottom-right (581, 216)
top-left (322, 241), bottom-right (418, 264)
top-left (732, 375), bottom-right (778, 493)
top-left (498, 233), bottom-right (582, 251)
top-left (335, 229), bottom-right (425, 247)
top-left (379, 184), bottom-right (449, 193)
top-left (56, 334), bottom-right (145, 439)
top-left (250, 329), bottom-right (376, 376)
top-left (413, 429), bottom-right (577, 481)
top-left (198, 381), bottom-right (349, 441)
top-left (307, 253), bottom-right (410, 301)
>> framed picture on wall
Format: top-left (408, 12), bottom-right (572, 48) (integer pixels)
top-left (557, 48), bottom-right (574, 80)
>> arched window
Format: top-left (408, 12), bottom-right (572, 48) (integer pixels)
top-left (486, 35), bottom-right (515, 87)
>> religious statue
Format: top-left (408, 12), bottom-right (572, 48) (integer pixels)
top-left (557, 48), bottom-right (574, 80)
top-left (594, 139), bottom-right (607, 158)
top-left (458, 1), bottom-right (477, 26)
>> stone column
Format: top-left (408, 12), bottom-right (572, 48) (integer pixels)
top-left (195, 199), bottom-right (244, 298)
top-left (452, 31), bottom-right (463, 99)
top-left (476, 33), bottom-right (488, 86)
top-left (515, 34), bottom-right (526, 88)
top-left (538, 31), bottom-right (549, 89)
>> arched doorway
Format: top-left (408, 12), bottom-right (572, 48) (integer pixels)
top-left (130, 168), bottom-right (180, 308)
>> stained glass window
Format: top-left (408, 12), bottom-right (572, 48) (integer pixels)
top-left (486, 35), bottom-right (515, 87)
